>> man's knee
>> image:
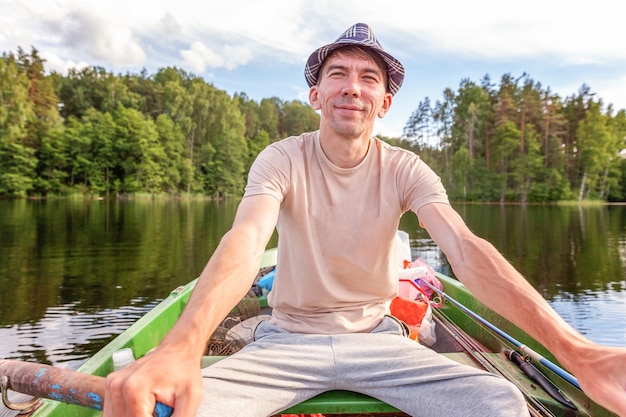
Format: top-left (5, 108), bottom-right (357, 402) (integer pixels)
top-left (482, 377), bottom-right (528, 417)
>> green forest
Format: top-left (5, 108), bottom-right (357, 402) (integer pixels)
top-left (0, 47), bottom-right (320, 199)
top-left (398, 75), bottom-right (626, 202)
top-left (2, 47), bottom-right (625, 202)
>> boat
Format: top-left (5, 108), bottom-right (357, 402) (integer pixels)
top-left (0, 242), bottom-right (618, 417)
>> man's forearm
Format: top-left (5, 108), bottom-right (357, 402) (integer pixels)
top-left (157, 227), bottom-right (267, 361)
top-left (451, 236), bottom-right (592, 365)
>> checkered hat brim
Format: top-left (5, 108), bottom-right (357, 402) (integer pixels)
top-left (304, 23), bottom-right (405, 96)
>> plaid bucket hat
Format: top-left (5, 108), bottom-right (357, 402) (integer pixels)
top-left (304, 23), bottom-right (405, 96)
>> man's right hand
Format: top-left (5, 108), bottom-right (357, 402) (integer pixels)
top-left (103, 346), bottom-right (203, 417)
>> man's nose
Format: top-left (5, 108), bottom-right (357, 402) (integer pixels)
top-left (341, 75), bottom-right (361, 97)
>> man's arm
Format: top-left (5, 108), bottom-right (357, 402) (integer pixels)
top-left (418, 202), bottom-right (626, 416)
top-left (104, 194), bottom-right (280, 417)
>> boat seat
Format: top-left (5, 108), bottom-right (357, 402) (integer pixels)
top-left (200, 352), bottom-right (481, 415)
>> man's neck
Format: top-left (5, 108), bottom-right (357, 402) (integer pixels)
top-left (318, 128), bottom-right (373, 169)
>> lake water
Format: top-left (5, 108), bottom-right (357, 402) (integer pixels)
top-left (0, 199), bottom-right (625, 370)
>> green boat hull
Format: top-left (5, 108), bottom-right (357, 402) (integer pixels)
top-left (19, 248), bottom-right (614, 417)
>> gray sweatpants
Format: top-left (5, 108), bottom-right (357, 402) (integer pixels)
top-left (197, 316), bottom-right (527, 417)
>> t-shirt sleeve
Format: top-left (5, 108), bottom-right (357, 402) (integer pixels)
top-left (397, 152), bottom-right (450, 215)
top-left (244, 143), bottom-right (291, 203)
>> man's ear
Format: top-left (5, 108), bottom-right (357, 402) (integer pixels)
top-left (309, 86), bottom-right (322, 111)
top-left (377, 93), bottom-right (393, 118)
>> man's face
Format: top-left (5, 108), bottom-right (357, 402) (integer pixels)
top-left (309, 49), bottom-right (392, 139)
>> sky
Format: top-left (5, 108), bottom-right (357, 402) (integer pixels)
top-left (1, 0), bottom-right (625, 138)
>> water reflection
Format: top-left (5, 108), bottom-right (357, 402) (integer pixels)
top-left (0, 199), bottom-right (241, 369)
top-left (1, 200), bottom-right (625, 370)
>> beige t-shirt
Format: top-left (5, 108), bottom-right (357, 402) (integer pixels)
top-left (244, 131), bottom-right (449, 334)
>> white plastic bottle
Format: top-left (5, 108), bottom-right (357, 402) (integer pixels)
top-left (112, 347), bottom-right (135, 371)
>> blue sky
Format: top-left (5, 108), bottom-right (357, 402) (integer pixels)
top-left (1, 0), bottom-right (625, 138)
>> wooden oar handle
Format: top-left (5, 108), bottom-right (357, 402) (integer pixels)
top-left (0, 360), bottom-right (172, 417)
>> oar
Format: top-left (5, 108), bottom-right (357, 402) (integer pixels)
top-left (418, 278), bottom-right (582, 390)
top-left (0, 360), bottom-right (173, 417)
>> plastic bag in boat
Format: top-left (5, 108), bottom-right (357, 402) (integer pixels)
top-left (258, 268), bottom-right (276, 294)
top-left (398, 265), bottom-right (428, 299)
top-left (395, 230), bottom-right (443, 304)
top-left (396, 230), bottom-right (412, 267)
top-left (391, 284), bottom-right (437, 346)
top-left (406, 258), bottom-right (443, 308)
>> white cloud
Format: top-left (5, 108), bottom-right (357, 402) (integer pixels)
top-left (181, 41), bottom-right (224, 73)
top-left (157, 12), bottom-right (182, 37)
top-left (589, 74), bottom-right (626, 112)
top-left (4, 0), bottom-right (625, 70)
top-left (179, 42), bottom-right (254, 73)
top-left (374, 118), bottom-right (404, 139)
top-left (39, 51), bottom-right (88, 75)
top-left (1, 0), bottom-right (625, 133)
top-left (222, 45), bottom-right (253, 70)
top-left (0, 1), bottom-right (147, 68)
top-left (350, 0), bottom-right (626, 65)
top-left (56, 6), bottom-right (146, 67)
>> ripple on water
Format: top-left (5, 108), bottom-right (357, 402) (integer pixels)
top-left (0, 299), bottom-right (161, 369)
top-left (549, 284), bottom-right (626, 347)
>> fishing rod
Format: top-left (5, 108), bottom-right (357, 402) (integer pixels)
top-left (433, 310), bottom-right (555, 417)
top-left (418, 278), bottom-right (581, 390)
top-left (505, 349), bottom-right (577, 410)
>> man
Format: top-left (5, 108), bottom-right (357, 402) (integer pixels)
top-left (105, 23), bottom-right (626, 417)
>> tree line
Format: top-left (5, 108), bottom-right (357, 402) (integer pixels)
top-left (0, 47), bottom-right (320, 198)
top-left (400, 74), bottom-right (626, 202)
top-left (2, 47), bottom-right (625, 202)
